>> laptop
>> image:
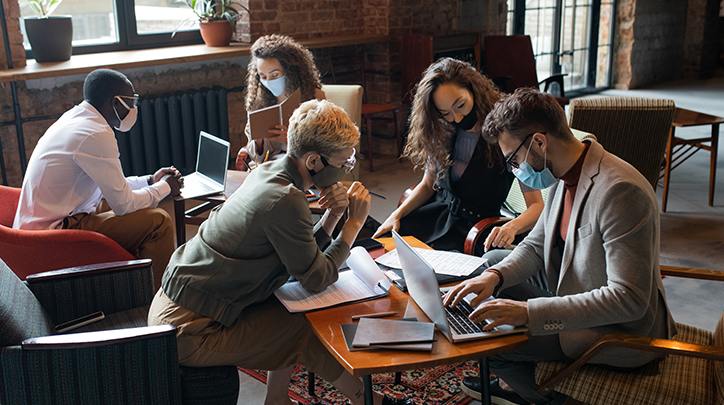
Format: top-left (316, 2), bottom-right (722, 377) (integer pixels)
top-left (391, 231), bottom-right (527, 343)
top-left (180, 131), bottom-right (230, 199)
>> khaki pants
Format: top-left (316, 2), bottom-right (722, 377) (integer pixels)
top-left (148, 290), bottom-right (345, 382)
top-left (65, 200), bottom-right (174, 289)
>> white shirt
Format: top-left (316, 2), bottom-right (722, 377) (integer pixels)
top-left (13, 101), bottom-right (171, 230)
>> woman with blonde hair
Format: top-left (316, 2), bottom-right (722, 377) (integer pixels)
top-left (243, 34), bottom-right (326, 168)
top-left (374, 58), bottom-right (544, 255)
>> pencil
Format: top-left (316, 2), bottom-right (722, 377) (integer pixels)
top-left (263, 151), bottom-right (270, 163)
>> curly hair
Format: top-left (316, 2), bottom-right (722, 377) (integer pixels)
top-left (404, 58), bottom-right (502, 178)
top-left (245, 34), bottom-right (323, 111)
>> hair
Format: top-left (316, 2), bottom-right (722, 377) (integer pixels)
top-left (83, 69), bottom-right (131, 110)
top-left (405, 57), bottom-right (502, 177)
top-left (245, 34), bottom-right (323, 111)
top-left (482, 87), bottom-right (572, 144)
top-left (287, 100), bottom-right (359, 159)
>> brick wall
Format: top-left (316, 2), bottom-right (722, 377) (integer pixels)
top-left (0, 0), bottom-right (25, 69)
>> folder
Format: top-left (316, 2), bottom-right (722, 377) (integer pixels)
top-left (248, 88), bottom-right (301, 140)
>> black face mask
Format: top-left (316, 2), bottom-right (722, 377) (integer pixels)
top-left (308, 155), bottom-right (348, 189)
top-left (456, 108), bottom-right (477, 131)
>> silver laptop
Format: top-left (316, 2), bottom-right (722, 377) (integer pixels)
top-left (180, 131), bottom-right (230, 199)
top-left (391, 231), bottom-right (527, 343)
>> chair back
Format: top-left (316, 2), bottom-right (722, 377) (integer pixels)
top-left (716, 310), bottom-right (724, 404)
top-left (568, 97), bottom-right (675, 191)
top-left (322, 84), bottom-right (364, 181)
top-left (0, 185), bottom-right (21, 228)
top-left (484, 35), bottom-right (539, 92)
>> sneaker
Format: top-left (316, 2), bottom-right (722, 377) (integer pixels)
top-left (381, 394), bottom-right (413, 405)
top-left (461, 376), bottom-right (528, 405)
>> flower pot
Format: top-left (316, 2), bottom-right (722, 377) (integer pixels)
top-left (24, 16), bottom-right (73, 63)
top-left (199, 20), bottom-right (233, 47)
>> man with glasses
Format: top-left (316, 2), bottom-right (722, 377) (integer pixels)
top-left (444, 88), bottom-right (676, 405)
top-left (14, 69), bottom-right (182, 289)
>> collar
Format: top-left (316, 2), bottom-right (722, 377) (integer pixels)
top-left (279, 155), bottom-right (306, 191)
top-left (560, 142), bottom-right (590, 187)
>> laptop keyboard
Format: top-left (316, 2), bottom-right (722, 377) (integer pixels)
top-left (440, 291), bottom-right (489, 335)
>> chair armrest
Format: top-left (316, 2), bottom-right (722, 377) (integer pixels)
top-left (539, 73), bottom-right (568, 97)
top-left (660, 265), bottom-right (724, 281)
top-left (26, 259), bottom-right (155, 326)
top-left (464, 217), bottom-right (511, 255)
top-left (22, 324), bottom-right (175, 350)
top-left (537, 332), bottom-right (724, 395)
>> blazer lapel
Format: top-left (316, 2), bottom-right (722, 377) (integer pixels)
top-left (545, 181), bottom-right (565, 291)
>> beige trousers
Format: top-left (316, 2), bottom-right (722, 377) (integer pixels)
top-left (65, 200), bottom-right (174, 289)
top-left (148, 290), bottom-right (345, 382)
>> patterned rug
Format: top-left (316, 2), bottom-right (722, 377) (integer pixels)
top-left (240, 361), bottom-right (479, 404)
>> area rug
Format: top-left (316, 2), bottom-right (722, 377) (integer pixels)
top-left (240, 360), bottom-right (480, 404)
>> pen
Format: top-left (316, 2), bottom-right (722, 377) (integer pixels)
top-left (351, 311), bottom-right (399, 320)
top-left (369, 191), bottom-right (386, 200)
top-left (263, 150), bottom-right (270, 163)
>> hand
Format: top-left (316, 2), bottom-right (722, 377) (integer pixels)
top-left (442, 271), bottom-right (499, 309)
top-left (484, 223), bottom-right (517, 252)
top-left (373, 213), bottom-right (400, 238)
top-left (346, 182), bottom-right (371, 226)
top-left (266, 124), bottom-right (288, 144)
top-left (152, 166), bottom-right (180, 184)
top-left (467, 298), bottom-right (528, 330)
top-left (162, 173), bottom-right (183, 196)
top-left (318, 182), bottom-right (349, 216)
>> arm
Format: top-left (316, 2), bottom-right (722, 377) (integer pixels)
top-left (373, 172), bottom-right (436, 237)
top-left (484, 186), bottom-right (544, 251)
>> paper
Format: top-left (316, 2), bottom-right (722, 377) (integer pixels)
top-left (352, 317), bottom-right (435, 347)
top-left (248, 88), bottom-right (301, 140)
top-left (341, 318), bottom-right (434, 351)
top-left (274, 247), bottom-right (390, 313)
top-left (375, 248), bottom-right (487, 277)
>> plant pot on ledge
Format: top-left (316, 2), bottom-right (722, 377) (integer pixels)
top-left (199, 20), bottom-right (233, 47)
top-left (24, 16), bottom-right (73, 63)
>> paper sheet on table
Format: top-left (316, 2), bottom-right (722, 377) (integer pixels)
top-left (375, 248), bottom-right (487, 277)
top-left (274, 247), bottom-right (390, 313)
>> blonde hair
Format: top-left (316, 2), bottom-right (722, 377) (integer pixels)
top-left (287, 100), bottom-right (359, 158)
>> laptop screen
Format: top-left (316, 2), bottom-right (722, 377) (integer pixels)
top-left (196, 132), bottom-right (230, 184)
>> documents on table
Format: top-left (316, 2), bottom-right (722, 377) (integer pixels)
top-left (341, 318), bottom-right (435, 352)
top-left (351, 317), bottom-right (435, 350)
top-left (375, 247), bottom-right (487, 277)
top-left (274, 247), bottom-right (391, 313)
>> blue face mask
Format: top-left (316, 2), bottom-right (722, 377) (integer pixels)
top-left (512, 141), bottom-right (558, 190)
top-left (260, 75), bottom-right (286, 97)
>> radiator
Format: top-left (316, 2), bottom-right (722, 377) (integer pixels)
top-left (115, 86), bottom-right (230, 177)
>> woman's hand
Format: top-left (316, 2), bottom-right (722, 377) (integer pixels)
top-left (483, 222), bottom-right (518, 252)
top-left (266, 124), bottom-right (288, 144)
top-left (373, 213), bottom-right (401, 238)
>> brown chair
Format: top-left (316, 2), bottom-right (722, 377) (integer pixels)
top-left (567, 97), bottom-right (676, 192)
top-left (483, 35), bottom-right (569, 107)
top-left (535, 265), bottom-right (724, 405)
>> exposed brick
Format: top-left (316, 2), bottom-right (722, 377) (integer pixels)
top-left (252, 10), bottom-right (278, 21)
top-left (264, 0), bottom-right (278, 10)
top-left (280, 2), bottom-right (299, 12)
top-left (264, 22), bottom-right (281, 32)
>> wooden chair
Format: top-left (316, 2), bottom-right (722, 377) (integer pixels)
top-left (535, 265), bottom-right (724, 405)
top-left (483, 35), bottom-right (569, 107)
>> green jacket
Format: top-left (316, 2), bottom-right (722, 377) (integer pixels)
top-left (162, 156), bottom-right (349, 327)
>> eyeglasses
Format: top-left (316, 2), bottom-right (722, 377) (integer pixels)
top-left (115, 94), bottom-right (139, 109)
top-left (321, 148), bottom-right (356, 174)
top-left (504, 132), bottom-right (545, 172)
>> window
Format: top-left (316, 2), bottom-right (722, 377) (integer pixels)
top-left (19, 0), bottom-right (202, 57)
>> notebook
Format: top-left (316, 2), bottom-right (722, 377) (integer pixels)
top-left (179, 131), bottom-right (230, 199)
top-left (248, 88), bottom-right (301, 140)
top-left (391, 231), bottom-right (527, 343)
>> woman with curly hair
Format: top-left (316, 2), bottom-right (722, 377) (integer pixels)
top-left (244, 34), bottom-right (326, 168)
top-left (374, 58), bottom-right (544, 254)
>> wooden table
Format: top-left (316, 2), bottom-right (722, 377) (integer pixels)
top-left (305, 237), bottom-right (529, 405)
top-left (662, 107), bottom-right (724, 211)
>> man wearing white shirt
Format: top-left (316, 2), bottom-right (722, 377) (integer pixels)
top-left (13, 69), bottom-right (183, 288)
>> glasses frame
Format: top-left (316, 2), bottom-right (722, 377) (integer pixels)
top-left (504, 132), bottom-right (545, 172)
top-left (320, 148), bottom-right (356, 174)
top-left (115, 94), bottom-right (140, 109)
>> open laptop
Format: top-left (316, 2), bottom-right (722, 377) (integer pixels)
top-left (180, 131), bottom-right (230, 199)
top-left (391, 230), bottom-right (527, 343)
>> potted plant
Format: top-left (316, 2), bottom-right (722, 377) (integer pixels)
top-left (174, 0), bottom-right (251, 47)
top-left (24, 0), bottom-right (72, 63)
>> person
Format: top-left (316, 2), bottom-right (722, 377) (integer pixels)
top-left (443, 88), bottom-right (677, 405)
top-left (13, 68), bottom-right (182, 289)
top-left (148, 100), bottom-right (411, 405)
top-left (243, 34), bottom-right (326, 169)
top-left (373, 58), bottom-right (543, 256)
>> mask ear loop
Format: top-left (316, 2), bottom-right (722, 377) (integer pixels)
top-left (112, 96), bottom-right (132, 123)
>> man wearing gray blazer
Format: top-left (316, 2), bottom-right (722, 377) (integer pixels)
top-left (445, 88), bottom-right (676, 405)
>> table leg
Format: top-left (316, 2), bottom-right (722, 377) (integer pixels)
top-left (710, 123), bottom-right (719, 206)
top-left (173, 198), bottom-right (186, 248)
top-left (480, 358), bottom-right (491, 405)
top-left (364, 375), bottom-right (374, 405)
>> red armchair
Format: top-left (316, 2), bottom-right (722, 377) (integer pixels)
top-left (0, 185), bottom-right (135, 280)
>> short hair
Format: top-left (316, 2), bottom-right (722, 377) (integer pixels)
top-left (287, 100), bottom-right (359, 159)
top-left (83, 69), bottom-right (131, 110)
top-left (482, 88), bottom-right (572, 144)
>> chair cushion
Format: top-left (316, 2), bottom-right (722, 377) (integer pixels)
top-left (180, 365), bottom-right (239, 405)
top-left (0, 259), bottom-right (55, 346)
top-left (535, 323), bottom-right (715, 405)
top-left (71, 305), bottom-right (150, 334)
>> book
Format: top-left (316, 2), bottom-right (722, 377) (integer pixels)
top-left (274, 246), bottom-right (391, 313)
top-left (351, 317), bottom-right (435, 348)
top-left (340, 318), bottom-right (435, 352)
top-left (248, 88), bottom-right (301, 140)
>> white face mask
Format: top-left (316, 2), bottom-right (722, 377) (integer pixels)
top-left (260, 75), bottom-right (286, 97)
top-left (113, 96), bottom-right (138, 132)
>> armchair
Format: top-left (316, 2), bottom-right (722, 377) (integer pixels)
top-left (0, 258), bottom-right (239, 405)
top-left (535, 266), bottom-right (724, 405)
top-left (0, 185), bottom-right (135, 280)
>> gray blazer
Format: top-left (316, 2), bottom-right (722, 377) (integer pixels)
top-left (493, 139), bottom-right (677, 367)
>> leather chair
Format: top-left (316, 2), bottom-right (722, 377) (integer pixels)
top-left (322, 84), bottom-right (364, 181)
top-left (0, 185), bottom-right (135, 280)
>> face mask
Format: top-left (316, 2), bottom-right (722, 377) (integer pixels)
top-left (308, 153), bottom-right (353, 189)
top-left (112, 97), bottom-right (137, 132)
top-left (512, 141), bottom-right (558, 190)
top-left (455, 108), bottom-right (477, 131)
top-left (261, 75), bottom-right (286, 97)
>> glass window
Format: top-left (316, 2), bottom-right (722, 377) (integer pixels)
top-left (134, 0), bottom-right (197, 35)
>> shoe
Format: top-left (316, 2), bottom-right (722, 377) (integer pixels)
top-left (382, 394), bottom-right (413, 405)
top-left (461, 377), bottom-right (527, 405)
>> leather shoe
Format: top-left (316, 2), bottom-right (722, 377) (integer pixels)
top-left (382, 394), bottom-right (413, 405)
top-left (461, 376), bottom-right (527, 405)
